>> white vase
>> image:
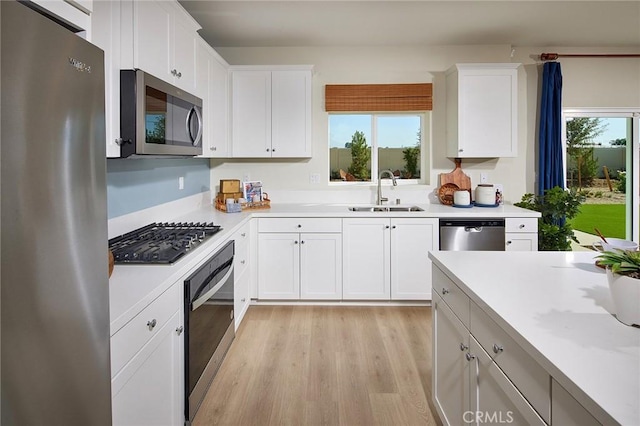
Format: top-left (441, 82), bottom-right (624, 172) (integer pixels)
top-left (606, 268), bottom-right (640, 326)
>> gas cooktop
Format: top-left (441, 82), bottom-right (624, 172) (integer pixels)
top-left (108, 222), bottom-right (222, 264)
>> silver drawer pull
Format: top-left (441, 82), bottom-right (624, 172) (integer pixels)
top-left (241, 298), bottom-right (246, 302)
top-left (442, 288), bottom-right (450, 295)
top-left (519, 224), bottom-right (525, 229)
top-left (176, 326), bottom-right (184, 335)
top-left (240, 260), bottom-right (246, 264)
top-left (493, 344), bottom-right (504, 353)
top-left (460, 343), bottom-right (468, 351)
top-left (465, 353), bottom-right (475, 361)
top-left (241, 232), bottom-right (246, 237)
top-left (147, 319), bottom-right (157, 331)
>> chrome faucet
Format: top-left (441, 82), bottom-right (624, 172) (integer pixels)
top-left (377, 169), bottom-right (397, 205)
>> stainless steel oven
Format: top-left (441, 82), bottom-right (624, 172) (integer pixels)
top-left (184, 240), bottom-right (235, 422)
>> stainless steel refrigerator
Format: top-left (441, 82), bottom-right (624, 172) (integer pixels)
top-left (1, 1), bottom-right (111, 424)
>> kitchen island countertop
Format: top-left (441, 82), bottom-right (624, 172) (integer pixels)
top-left (428, 250), bottom-right (640, 425)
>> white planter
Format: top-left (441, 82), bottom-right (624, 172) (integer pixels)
top-left (606, 268), bottom-right (640, 326)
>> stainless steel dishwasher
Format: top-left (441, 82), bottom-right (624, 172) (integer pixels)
top-left (439, 219), bottom-right (505, 251)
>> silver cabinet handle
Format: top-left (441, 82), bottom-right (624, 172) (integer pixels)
top-left (272, 148), bottom-right (276, 152)
top-left (460, 343), bottom-right (468, 351)
top-left (240, 260), bottom-right (246, 264)
top-left (176, 326), bottom-right (184, 335)
top-left (241, 233), bottom-right (246, 237)
top-left (147, 319), bottom-right (157, 331)
top-left (466, 353), bottom-right (475, 361)
top-left (294, 240), bottom-right (299, 244)
top-left (241, 298), bottom-right (246, 302)
top-left (301, 240), bottom-right (305, 244)
top-left (210, 146), bottom-right (216, 151)
top-left (506, 241), bottom-right (512, 245)
top-left (171, 69), bottom-right (177, 76)
top-left (442, 288), bottom-right (450, 295)
top-left (392, 225), bottom-right (397, 229)
top-left (519, 224), bottom-right (525, 229)
top-left (297, 224), bottom-right (302, 228)
top-left (266, 148), bottom-right (270, 152)
top-left (177, 71), bottom-right (182, 78)
top-left (459, 148), bottom-right (464, 152)
top-left (385, 225), bottom-right (390, 229)
top-left (493, 344), bottom-right (504, 354)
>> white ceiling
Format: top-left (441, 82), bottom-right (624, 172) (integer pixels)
top-left (179, 1), bottom-right (640, 49)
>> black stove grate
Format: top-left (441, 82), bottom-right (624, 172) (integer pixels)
top-left (108, 222), bottom-right (222, 264)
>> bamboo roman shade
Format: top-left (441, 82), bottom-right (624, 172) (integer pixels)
top-left (325, 83), bottom-right (432, 112)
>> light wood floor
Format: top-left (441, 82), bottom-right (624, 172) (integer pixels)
top-left (193, 305), bottom-right (440, 426)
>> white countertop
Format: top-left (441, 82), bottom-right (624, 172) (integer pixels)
top-left (108, 200), bottom-right (538, 334)
top-left (428, 250), bottom-right (640, 425)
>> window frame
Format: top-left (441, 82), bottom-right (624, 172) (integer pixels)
top-left (328, 111), bottom-right (427, 186)
top-left (562, 108), bottom-right (640, 242)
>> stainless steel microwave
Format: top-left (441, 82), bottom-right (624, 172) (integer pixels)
top-left (119, 70), bottom-right (203, 157)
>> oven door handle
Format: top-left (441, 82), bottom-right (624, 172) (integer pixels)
top-left (192, 264), bottom-right (234, 311)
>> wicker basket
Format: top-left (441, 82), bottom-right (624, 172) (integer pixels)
top-left (215, 198), bottom-right (271, 212)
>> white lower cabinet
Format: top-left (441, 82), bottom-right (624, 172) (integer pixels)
top-left (433, 270), bottom-right (550, 426)
top-left (257, 218), bottom-right (342, 300)
top-left (505, 218), bottom-right (538, 251)
top-left (343, 218), bottom-right (438, 300)
top-left (110, 283), bottom-right (184, 425)
top-left (233, 221), bottom-right (252, 329)
top-left (111, 311), bottom-right (184, 426)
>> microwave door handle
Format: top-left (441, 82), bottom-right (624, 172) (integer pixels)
top-left (192, 264), bottom-right (234, 311)
top-left (186, 106), bottom-right (203, 147)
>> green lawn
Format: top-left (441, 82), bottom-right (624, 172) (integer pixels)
top-left (569, 204), bottom-right (626, 239)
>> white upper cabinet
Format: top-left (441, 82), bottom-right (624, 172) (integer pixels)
top-left (31, 0), bottom-right (92, 35)
top-left (131, 0), bottom-right (199, 93)
top-left (446, 63), bottom-right (519, 158)
top-left (230, 67), bottom-right (312, 158)
top-left (196, 37), bottom-right (230, 158)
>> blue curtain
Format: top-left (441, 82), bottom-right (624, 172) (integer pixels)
top-left (538, 62), bottom-right (564, 194)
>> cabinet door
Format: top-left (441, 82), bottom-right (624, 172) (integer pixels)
top-left (208, 55), bottom-right (230, 157)
top-left (342, 218), bottom-right (390, 300)
top-left (134, 1), bottom-right (172, 84)
top-left (505, 234), bottom-right (538, 251)
top-left (468, 337), bottom-right (545, 426)
top-left (447, 64), bottom-right (518, 158)
top-left (271, 70), bottom-right (311, 157)
top-left (257, 233), bottom-right (300, 299)
top-left (551, 379), bottom-right (600, 426)
top-left (433, 294), bottom-right (470, 426)
top-left (300, 233), bottom-right (342, 300)
top-left (171, 12), bottom-right (197, 93)
top-left (231, 70), bottom-right (271, 157)
top-left (112, 311), bottom-right (184, 426)
top-left (390, 218), bottom-right (438, 300)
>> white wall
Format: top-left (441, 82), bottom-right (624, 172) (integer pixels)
top-left (211, 44), bottom-right (639, 204)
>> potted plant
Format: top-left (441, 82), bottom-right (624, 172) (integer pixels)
top-left (514, 186), bottom-right (585, 251)
top-left (596, 249), bottom-right (640, 326)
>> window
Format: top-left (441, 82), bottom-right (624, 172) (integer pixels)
top-left (329, 113), bottom-right (424, 183)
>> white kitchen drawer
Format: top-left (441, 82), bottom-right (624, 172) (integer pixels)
top-left (433, 267), bottom-right (470, 328)
top-left (232, 221), bottom-right (251, 248)
top-left (234, 236), bottom-right (250, 279)
top-left (470, 302), bottom-right (550, 423)
top-left (258, 217), bottom-right (342, 233)
top-left (111, 283), bottom-right (182, 377)
top-left (505, 218), bottom-right (538, 233)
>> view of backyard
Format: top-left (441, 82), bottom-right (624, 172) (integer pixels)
top-left (565, 116), bottom-right (629, 241)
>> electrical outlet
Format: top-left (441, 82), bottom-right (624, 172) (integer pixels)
top-left (178, 176), bottom-right (184, 190)
top-left (309, 173), bottom-right (320, 184)
top-left (480, 173), bottom-right (488, 183)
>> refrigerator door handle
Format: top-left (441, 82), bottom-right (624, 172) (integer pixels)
top-left (186, 106), bottom-right (203, 147)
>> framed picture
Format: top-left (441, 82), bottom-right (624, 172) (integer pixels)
top-left (242, 181), bottom-right (263, 202)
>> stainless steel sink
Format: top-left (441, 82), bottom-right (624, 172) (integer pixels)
top-left (348, 206), bottom-right (424, 212)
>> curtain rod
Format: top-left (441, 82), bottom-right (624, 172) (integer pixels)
top-left (540, 53), bottom-right (640, 61)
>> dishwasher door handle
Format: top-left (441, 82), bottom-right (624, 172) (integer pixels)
top-left (464, 226), bottom-right (483, 232)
